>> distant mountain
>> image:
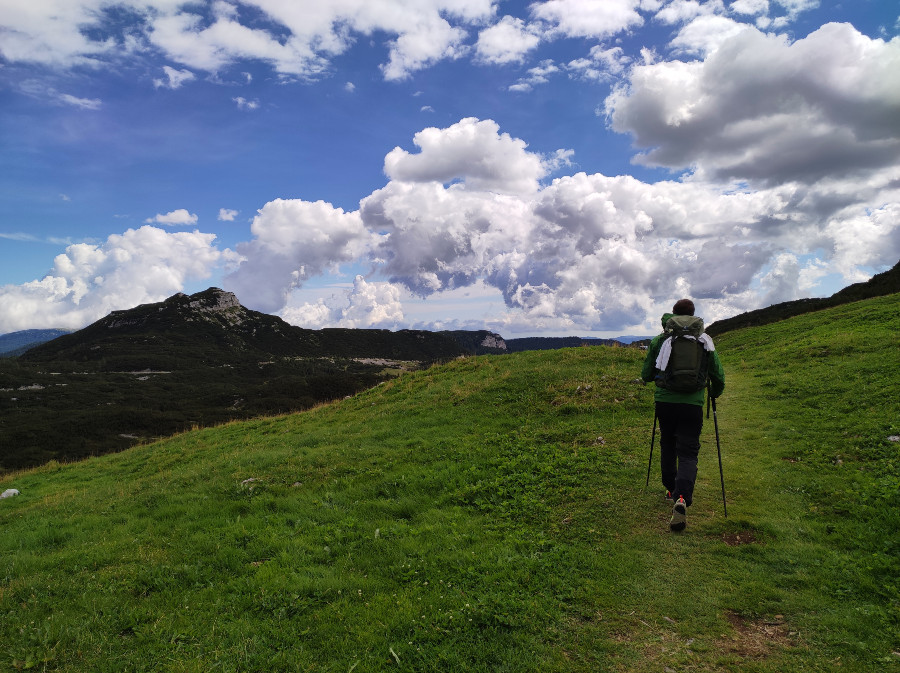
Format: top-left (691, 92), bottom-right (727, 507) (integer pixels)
top-left (22, 288), bottom-right (471, 367)
top-left (604, 335), bottom-right (652, 345)
top-left (505, 336), bottom-right (634, 353)
top-left (706, 259), bottom-right (900, 336)
top-left (0, 329), bottom-right (71, 357)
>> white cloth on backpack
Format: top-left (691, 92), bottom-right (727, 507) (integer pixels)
top-left (655, 333), bottom-right (715, 371)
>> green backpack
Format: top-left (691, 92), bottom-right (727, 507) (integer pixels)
top-left (655, 315), bottom-right (710, 393)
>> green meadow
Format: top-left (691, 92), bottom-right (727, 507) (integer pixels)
top-left (1, 294), bottom-right (898, 671)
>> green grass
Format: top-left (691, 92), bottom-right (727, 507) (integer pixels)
top-left (1, 295), bottom-right (899, 671)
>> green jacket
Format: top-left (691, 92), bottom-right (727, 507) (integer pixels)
top-left (641, 313), bottom-right (725, 406)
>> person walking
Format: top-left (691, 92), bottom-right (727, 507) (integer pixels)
top-left (641, 299), bottom-right (725, 531)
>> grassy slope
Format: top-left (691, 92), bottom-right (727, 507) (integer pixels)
top-left (1, 295), bottom-right (898, 672)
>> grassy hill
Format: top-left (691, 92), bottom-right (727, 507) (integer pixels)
top-left (1, 294), bottom-right (898, 671)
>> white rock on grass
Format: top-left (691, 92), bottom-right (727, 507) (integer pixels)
top-left (1, 489), bottom-right (19, 499)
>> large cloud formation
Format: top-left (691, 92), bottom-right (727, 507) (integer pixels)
top-left (0, 227), bottom-right (232, 331)
top-left (0, 0), bottom-right (496, 80)
top-left (223, 20), bottom-right (899, 332)
top-left (2, 5), bottom-right (897, 335)
top-left (226, 199), bottom-right (373, 313)
top-left (606, 22), bottom-right (900, 185)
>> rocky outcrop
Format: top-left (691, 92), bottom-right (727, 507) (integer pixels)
top-left (480, 333), bottom-right (507, 351)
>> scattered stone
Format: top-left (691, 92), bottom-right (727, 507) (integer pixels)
top-left (1, 489), bottom-right (19, 499)
top-left (240, 478), bottom-right (258, 485)
top-left (888, 436), bottom-right (900, 443)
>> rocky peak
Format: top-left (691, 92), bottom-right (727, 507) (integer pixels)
top-left (186, 288), bottom-right (242, 313)
top-left (102, 288), bottom-right (247, 330)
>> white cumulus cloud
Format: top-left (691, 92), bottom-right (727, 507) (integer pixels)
top-left (475, 16), bottom-right (542, 64)
top-left (383, 117), bottom-right (553, 194)
top-left (225, 199), bottom-right (374, 313)
top-left (280, 276), bottom-right (405, 329)
top-left (0, 227), bottom-right (232, 332)
top-left (604, 22), bottom-right (900, 185)
top-left (532, 0), bottom-right (645, 38)
top-left (0, 0), bottom-right (498, 81)
top-left (145, 209), bottom-right (199, 225)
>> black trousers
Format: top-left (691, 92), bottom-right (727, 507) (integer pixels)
top-left (656, 401), bottom-right (704, 507)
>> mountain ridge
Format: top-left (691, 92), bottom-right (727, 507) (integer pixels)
top-left (0, 329), bottom-right (72, 357)
top-left (706, 259), bottom-right (900, 336)
top-left (22, 288), bottom-right (504, 366)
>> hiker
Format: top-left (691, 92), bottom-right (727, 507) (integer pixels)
top-left (641, 299), bottom-right (725, 531)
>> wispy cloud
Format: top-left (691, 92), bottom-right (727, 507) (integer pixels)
top-left (19, 80), bottom-right (102, 109)
top-left (233, 97), bottom-right (260, 110)
top-left (153, 65), bottom-right (196, 89)
top-left (0, 232), bottom-right (75, 245)
top-left (508, 60), bottom-right (559, 92)
top-left (57, 93), bottom-right (102, 109)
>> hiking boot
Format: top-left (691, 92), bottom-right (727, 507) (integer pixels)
top-left (670, 496), bottom-right (687, 532)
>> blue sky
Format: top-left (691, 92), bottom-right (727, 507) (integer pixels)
top-left (1, 0), bottom-right (898, 337)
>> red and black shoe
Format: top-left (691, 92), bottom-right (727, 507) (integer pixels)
top-left (670, 496), bottom-right (687, 532)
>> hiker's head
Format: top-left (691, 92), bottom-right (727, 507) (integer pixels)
top-left (672, 299), bottom-right (695, 316)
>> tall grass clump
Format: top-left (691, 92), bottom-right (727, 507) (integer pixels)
top-left (1, 294), bottom-right (898, 671)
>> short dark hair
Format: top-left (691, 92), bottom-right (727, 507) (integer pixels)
top-left (673, 298), bottom-right (695, 316)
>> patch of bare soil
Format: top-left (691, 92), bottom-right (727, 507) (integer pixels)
top-left (721, 529), bottom-right (759, 546)
top-left (722, 611), bottom-right (799, 658)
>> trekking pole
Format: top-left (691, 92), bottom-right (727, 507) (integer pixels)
top-left (644, 410), bottom-right (657, 489)
top-left (710, 394), bottom-right (728, 517)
